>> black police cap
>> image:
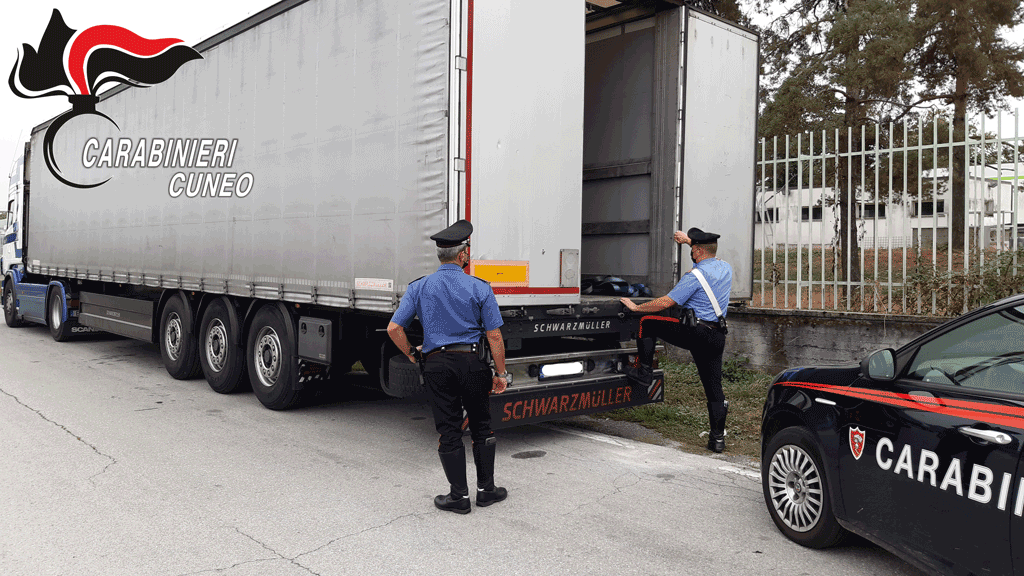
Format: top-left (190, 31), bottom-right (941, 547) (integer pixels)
top-left (688, 227), bottom-right (721, 245)
top-left (430, 219), bottom-right (473, 248)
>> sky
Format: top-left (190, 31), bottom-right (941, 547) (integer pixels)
top-left (2, 0), bottom-right (1023, 178)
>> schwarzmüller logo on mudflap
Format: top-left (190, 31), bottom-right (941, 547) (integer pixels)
top-left (9, 9), bottom-right (202, 189)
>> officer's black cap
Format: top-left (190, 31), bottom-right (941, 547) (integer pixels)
top-left (688, 227), bottom-right (720, 245)
top-left (430, 219), bottom-right (473, 248)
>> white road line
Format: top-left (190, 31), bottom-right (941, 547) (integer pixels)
top-left (718, 464), bottom-right (760, 480)
top-left (538, 423), bottom-right (627, 447)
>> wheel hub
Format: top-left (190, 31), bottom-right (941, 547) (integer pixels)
top-left (767, 445), bottom-right (823, 533)
top-left (254, 326), bottom-right (281, 388)
top-left (165, 312), bottom-right (182, 361)
top-left (205, 319), bottom-right (228, 373)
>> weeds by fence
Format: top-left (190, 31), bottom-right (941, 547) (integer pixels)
top-left (753, 247), bottom-right (1024, 316)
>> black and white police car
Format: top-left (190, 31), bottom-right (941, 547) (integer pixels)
top-left (761, 294), bottom-right (1024, 575)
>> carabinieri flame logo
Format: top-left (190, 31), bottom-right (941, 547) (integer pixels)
top-left (8, 9), bottom-right (202, 189)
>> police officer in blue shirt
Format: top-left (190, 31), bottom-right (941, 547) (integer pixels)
top-left (387, 219), bottom-right (510, 514)
top-left (620, 227), bottom-right (733, 452)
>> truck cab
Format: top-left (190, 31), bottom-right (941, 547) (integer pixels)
top-left (2, 153), bottom-right (24, 277)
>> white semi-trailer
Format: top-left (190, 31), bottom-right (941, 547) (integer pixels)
top-left (2, 0), bottom-right (758, 426)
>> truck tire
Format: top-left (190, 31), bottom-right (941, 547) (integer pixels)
top-left (47, 289), bottom-right (72, 342)
top-left (3, 282), bottom-right (24, 328)
top-left (199, 299), bottom-right (249, 394)
top-left (160, 294), bottom-right (202, 380)
top-left (247, 305), bottom-right (302, 410)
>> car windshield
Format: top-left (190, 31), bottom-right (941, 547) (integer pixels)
top-left (907, 305), bottom-right (1024, 393)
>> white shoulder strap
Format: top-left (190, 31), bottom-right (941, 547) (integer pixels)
top-left (690, 268), bottom-right (723, 318)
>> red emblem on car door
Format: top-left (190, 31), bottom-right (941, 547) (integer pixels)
top-left (849, 427), bottom-right (865, 460)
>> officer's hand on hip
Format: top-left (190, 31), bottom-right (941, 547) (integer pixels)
top-left (492, 376), bottom-right (507, 394)
top-left (405, 345), bottom-right (422, 365)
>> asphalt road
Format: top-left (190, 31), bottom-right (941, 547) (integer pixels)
top-left (0, 323), bottom-right (925, 576)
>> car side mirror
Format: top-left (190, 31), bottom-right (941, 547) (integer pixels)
top-left (861, 348), bottom-right (896, 381)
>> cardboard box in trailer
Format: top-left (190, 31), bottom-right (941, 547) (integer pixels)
top-left (2, 0), bottom-right (758, 425)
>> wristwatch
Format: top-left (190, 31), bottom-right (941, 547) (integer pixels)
top-left (497, 371), bottom-right (513, 385)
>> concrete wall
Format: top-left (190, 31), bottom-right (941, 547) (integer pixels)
top-left (662, 308), bottom-right (946, 375)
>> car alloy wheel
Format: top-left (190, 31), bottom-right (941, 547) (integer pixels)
top-left (766, 444), bottom-right (823, 532)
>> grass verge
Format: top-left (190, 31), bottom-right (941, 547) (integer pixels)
top-left (595, 356), bottom-right (774, 460)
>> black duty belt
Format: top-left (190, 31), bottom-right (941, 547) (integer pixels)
top-left (696, 319), bottom-right (725, 332)
top-left (427, 343), bottom-right (478, 357)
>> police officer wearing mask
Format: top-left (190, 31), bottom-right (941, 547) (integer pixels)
top-left (387, 219), bottom-right (511, 514)
top-left (619, 227), bottom-right (733, 452)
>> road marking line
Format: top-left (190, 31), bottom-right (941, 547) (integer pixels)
top-left (718, 465), bottom-right (759, 480)
top-left (538, 423), bottom-right (627, 447)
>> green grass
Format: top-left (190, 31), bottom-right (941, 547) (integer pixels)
top-left (595, 356), bottom-right (774, 460)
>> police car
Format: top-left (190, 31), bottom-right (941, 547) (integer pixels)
top-left (760, 294), bottom-right (1024, 575)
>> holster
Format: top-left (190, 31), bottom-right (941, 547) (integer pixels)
top-left (678, 307), bottom-right (697, 328)
top-left (413, 347), bottom-right (426, 380)
top-left (478, 334), bottom-right (495, 374)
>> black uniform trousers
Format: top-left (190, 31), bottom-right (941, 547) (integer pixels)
top-left (637, 315), bottom-right (727, 403)
top-left (423, 351), bottom-right (493, 452)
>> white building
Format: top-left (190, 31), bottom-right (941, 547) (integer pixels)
top-left (754, 165), bottom-right (1024, 252)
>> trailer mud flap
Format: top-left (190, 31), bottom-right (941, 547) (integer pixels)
top-left (491, 370), bottom-right (665, 429)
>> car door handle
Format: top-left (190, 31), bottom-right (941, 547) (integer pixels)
top-left (959, 426), bottom-right (1013, 445)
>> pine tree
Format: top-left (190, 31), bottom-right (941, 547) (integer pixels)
top-left (912, 0), bottom-right (1024, 251)
top-left (757, 0), bottom-right (919, 293)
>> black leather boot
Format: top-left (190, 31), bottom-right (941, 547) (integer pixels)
top-left (625, 337), bottom-right (655, 386)
top-left (707, 401), bottom-right (729, 453)
top-left (435, 446), bottom-right (471, 514)
top-left (473, 436), bottom-right (507, 507)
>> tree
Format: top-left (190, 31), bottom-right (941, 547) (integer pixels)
top-left (757, 0), bottom-right (1024, 301)
top-left (912, 0), bottom-right (1024, 251)
top-left (757, 0), bottom-right (919, 293)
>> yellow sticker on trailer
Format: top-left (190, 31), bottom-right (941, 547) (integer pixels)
top-left (471, 261), bottom-right (529, 287)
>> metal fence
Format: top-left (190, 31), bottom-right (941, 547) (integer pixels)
top-left (754, 111), bottom-right (1024, 316)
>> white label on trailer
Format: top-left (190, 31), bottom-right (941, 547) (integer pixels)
top-left (355, 278), bottom-right (394, 291)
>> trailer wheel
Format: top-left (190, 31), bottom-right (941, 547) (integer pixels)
top-left (160, 294), bottom-right (202, 379)
top-left (3, 282), bottom-right (23, 328)
top-left (47, 289), bottom-right (72, 342)
top-left (199, 299), bottom-right (249, 394)
top-left (247, 305), bottom-right (302, 410)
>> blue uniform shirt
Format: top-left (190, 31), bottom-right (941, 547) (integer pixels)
top-left (667, 258), bottom-right (733, 321)
top-left (391, 263), bottom-right (504, 354)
